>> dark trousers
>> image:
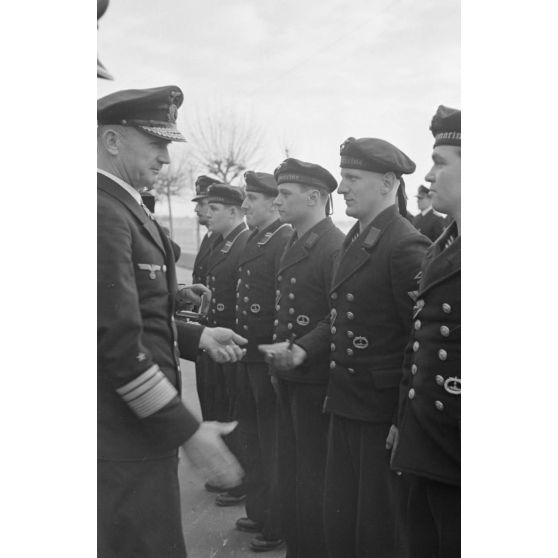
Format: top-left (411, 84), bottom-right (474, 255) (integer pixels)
top-left (98, 456), bottom-right (186, 558)
top-left (323, 415), bottom-right (408, 558)
top-left (405, 475), bottom-right (460, 558)
top-left (203, 359), bottom-right (233, 423)
top-left (205, 359), bottom-right (246, 496)
top-left (194, 351), bottom-right (210, 420)
top-left (276, 379), bottom-right (329, 558)
top-left (235, 362), bottom-right (282, 539)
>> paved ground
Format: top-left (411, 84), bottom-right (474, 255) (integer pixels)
top-left (177, 360), bottom-right (286, 558)
top-left (176, 264), bottom-right (285, 556)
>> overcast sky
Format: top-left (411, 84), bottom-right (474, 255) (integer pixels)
top-left (97, 0), bottom-right (460, 220)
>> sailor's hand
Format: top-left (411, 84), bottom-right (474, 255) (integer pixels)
top-left (258, 342), bottom-right (306, 371)
top-left (177, 283), bottom-right (211, 308)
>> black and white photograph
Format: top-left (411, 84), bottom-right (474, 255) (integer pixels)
top-left (10, 1), bottom-right (558, 558)
top-left (96, 1), bottom-right (460, 556)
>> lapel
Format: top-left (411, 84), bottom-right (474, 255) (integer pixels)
top-left (419, 221), bottom-right (461, 295)
top-left (238, 220), bottom-right (289, 266)
top-left (155, 221), bottom-right (178, 295)
top-left (195, 232), bottom-right (214, 265)
top-left (278, 217), bottom-right (333, 275)
top-left (206, 222), bottom-right (248, 273)
top-left (97, 173), bottom-right (167, 258)
top-left (330, 205), bottom-right (398, 292)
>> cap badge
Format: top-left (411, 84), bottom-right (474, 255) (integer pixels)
top-left (296, 315), bottom-right (310, 326)
top-left (339, 137), bottom-right (356, 152)
top-left (250, 304), bottom-right (261, 314)
top-left (444, 377), bottom-right (461, 395)
top-left (353, 336), bottom-right (369, 350)
top-left (167, 91), bottom-right (180, 123)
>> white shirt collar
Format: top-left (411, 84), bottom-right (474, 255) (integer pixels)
top-left (97, 168), bottom-right (142, 205)
top-left (420, 206), bottom-right (433, 217)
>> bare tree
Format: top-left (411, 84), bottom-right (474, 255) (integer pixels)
top-left (185, 106), bottom-right (266, 185)
top-left (152, 147), bottom-right (195, 238)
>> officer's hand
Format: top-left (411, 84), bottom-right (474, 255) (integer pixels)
top-left (177, 283), bottom-right (212, 307)
top-left (385, 424), bottom-right (399, 465)
top-left (258, 342), bottom-right (307, 371)
top-left (182, 421), bottom-right (244, 489)
top-left (200, 327), bottom-right (247, 363)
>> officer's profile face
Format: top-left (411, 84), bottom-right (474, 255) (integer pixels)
top-left (242, 192), bottom-right (276, 228)
top-left (425, 146), bottom-right (461, 216)
top-left (338, 168), bottom-right (383, 219)
top-left (195, 198), bottom-right (210, 226)
top-left (116, 127), bottom-right (171, 189)
top-left (274, 183), bottom-right (312, 225)
top-left (207, 202), bottom-right (232, 234)
top-left (417, 194), bottom-right (432, 212)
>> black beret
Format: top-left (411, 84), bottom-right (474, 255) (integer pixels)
top-left (273, 158), bottom-right (337, 193)
top-left (97, 86), bottom-right (186, 142)
top-left (430, 105), bottom-right (461, 147)
top-left (207, 184), bottom-right (245, 207)
top-left (416, 185), bottom-right (431, 197)
top-left (244, 171), bottom-right (278, 196)
top-left (339, 137), bottom-right (416, 176)
top-left (192, 175), bottom-right (219, 202)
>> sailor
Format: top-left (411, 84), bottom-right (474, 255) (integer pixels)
top-left (390, 106), bottom-right (462, 558)
top-left (204, 184), bottom-right (251, 505)
top-left (259, 158), bottom-right (345, 558)
top-left (232, 170), bottom-right (292, 552)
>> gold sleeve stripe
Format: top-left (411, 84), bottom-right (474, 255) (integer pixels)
top-left (116, 365), bottom-right (178, 419)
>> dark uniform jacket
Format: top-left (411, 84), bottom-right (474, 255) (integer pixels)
top-left (206, 222), bottom-right (250, 330)
top-left (273, 217), bottom-right (345, 384)
top-left (235, 220), bottom-right (293, 362)
top-left (192, 231), bottom-right (222, 285)
top-left (297, 206), bottom-right (430, 421)
top-left (393, 221), bottom-right (461, 486)
top-left (98, 173), bottom-right (202, 461)
top-left (413, 208), bottom-right (446, 243)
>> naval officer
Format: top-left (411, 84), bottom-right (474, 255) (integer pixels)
top-left (98, 86), bottom-right (245, 558)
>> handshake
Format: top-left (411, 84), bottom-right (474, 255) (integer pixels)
top-left (176, 284), bottom-right (247, 364)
